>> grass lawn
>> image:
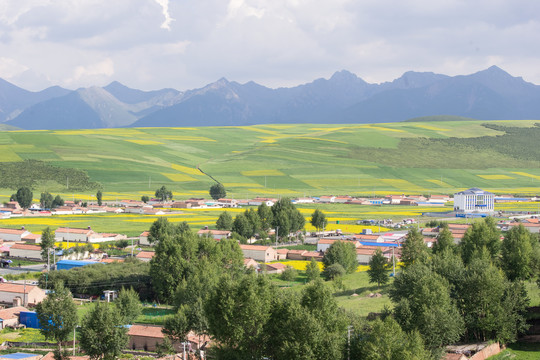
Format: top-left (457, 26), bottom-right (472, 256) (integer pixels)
top-left (488, 342), bottom-right (540, 359)
top-left (76, 302), bottom-right (175, 326)
top-left (333, 271), bottom-right (393, 317)
top-left (0, 328), bottom-right (54, 344)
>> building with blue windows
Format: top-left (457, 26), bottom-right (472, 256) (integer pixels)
top-left (453, 188), bottom-right (494, 213)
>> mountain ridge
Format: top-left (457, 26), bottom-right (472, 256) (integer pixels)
top-left (3, 66), bottom-right (540, 129)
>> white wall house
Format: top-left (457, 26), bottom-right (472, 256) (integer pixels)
top-left (453, 188), bottom-right (494, 213)
top-left (55, 227), bottom-right (97, 242)
top-left (0, 228), bottom-right (31, 242)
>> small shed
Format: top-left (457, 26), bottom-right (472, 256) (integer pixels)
top-left (19, 311), bottom-right (40, 329)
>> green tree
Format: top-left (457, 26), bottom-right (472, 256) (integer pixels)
top-left (322, 240), bottom-right (357, 274)
top-left (501, 224), bottom-right (537, 281)
top-left (40, 226), bottom-right (55, 264)
top-left (368, 248), bottom-right (389, 287)
top-left (155, 185), bottom-right (173, 201)
top-left (205, 273), bottom-right (273, 358)
top-left (310, 209), bottom-right (327, 236)
top-left (265, 280), bottom-right (348, 360)
top-left (460, 217), bottom-right (501, 265)
top-left (79, 301), bottom-right (128, 360)
top-left (96, 190), bottom-right (102, 206)
top-left (232, 213), bottom-right (253, 239)
top-left (149, 234), bottom-right (187, 302)
top-left (271, 198), bottom-right (305, 240)
top-left (52, 195), bottom-right (64, 208)
top-left (323, 263), bottom-right (346, 280)
top-left (457, 257), bottom-right (529, 343)
top-left (163, 306), bottom-right (191, 344)
top-left (209, 183), bottom-right (226, 200)
top-left (216, 211), bottom-right (233, 230)
top-left (116, 287), bottom-right (142, 324)
top-left (244, 208), bottom-right (262, 237)
top-left (16, 187), bottom-right (33, 209)
top-left (40, 192), bottom-right (54, 209)
top-left (305, 258), bottom-right (321, 282)
top-left (141, 195), bottom-right (149, 203)
top-left (401, 228), bottom-right (429, 267)
top-left (35, 282), bottom-right (78, 359)
top-left (432, 227), bottom-right (455, 255)
top-left (257, 202), bottom-right (273, 231)
top-left (350, 317), bottom-right (431, 360)
top-left (390, 264), bottom-right (464, 355)
top-left (281, 265), bottom-right (298, 281)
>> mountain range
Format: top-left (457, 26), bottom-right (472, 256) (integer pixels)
top-left (1, 66), bottom-right (539, 130)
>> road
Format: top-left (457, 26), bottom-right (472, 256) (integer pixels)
top-left (0, 264), bottom-right (46, 276)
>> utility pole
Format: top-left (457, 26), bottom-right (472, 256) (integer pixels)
top-left (275, 226), bottom-right (279, 249)
top-left (23, 280), bottom-right (26, 307)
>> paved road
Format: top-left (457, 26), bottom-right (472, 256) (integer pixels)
top-left (0, 264), bottom-right (46, 276)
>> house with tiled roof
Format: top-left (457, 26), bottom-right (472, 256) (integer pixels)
top-left (0, 283), bottom-right (46, 306)
top-left (135, 251), bottom-right (155, 262)
top-left (127, 325), bottom-right (209, 353)
top-left (139, 231), bottom-right (150, 245)
top-left (0, 228), bottom-right (31, 242)
top-left (9, 244), bottom-right (42, 260)
top-left (55, 227), bottom-right (97, 242)
top-left (197, 229), bottom-right (231, 240)
top-left (239, 244), bottom-right (277, 262)
top-left (317, 238), bottom-right (359, 252)
top-left (0, 306), bottom-right (29, 329)
top-left (265, 262), bottom-right (287, 274)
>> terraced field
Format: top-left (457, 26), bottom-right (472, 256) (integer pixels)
top-left (0, 120), bottom-right (539, 202)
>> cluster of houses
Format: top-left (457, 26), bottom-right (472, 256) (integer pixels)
top-left (0, 226), bottom-right (129, 261)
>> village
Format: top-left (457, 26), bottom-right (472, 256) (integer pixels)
top-left (0, 187), bottom-right (538, 359)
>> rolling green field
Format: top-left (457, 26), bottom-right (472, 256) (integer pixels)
top-left (1, 120), bottom-right (540, 203)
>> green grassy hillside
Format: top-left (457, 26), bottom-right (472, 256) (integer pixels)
top-left (1, 120), bottom-right (540, 201)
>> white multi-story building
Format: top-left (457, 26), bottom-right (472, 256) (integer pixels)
top-left (454, 188), bottom-right (494, 213)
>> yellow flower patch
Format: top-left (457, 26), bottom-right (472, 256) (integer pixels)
top-left (241, 169), bottom-right (285, 176)
top-left (511, 172), bottom-right (540, 180)
top-left (223, 183), bottom-right (263, 188)
top-left (414, 124), bottom-right (450, 131)
top-left (426, 179), bottom-right (453, 187)
top-left (477, 174), bottom-right (514, 180)
top-left (125, 140), bottom-right (164, 145)
top-left (297, 137), bottom-right (348, 144)
top-left (157, 135), bottom-right (216, 142)
top-left (171, 164), bottom-right (201, 175)
top-left (363, 125), bottom-right (405, 132)
top-left (0, 147), bottom-right (22, 162)
top-left (161, 173), bottom-right (198, 182)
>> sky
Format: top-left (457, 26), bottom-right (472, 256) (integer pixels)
top-left (0, 0), bottom-right (539, 92)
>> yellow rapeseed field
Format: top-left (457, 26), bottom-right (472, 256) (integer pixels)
top-left (477, 174), bottom-right (514, 180)
top-left (511, 172), bottom-right (540, 180)
top-left (125, 140), bottom-right (164, 145)
top-left (241, 169), bottom-right (285, 176)
top-left (161, 173), bottom-right (198, 182)
top-left (170, 164), bottom-right (201, 175)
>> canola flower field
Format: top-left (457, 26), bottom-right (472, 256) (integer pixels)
top-left (0, 120), bottom-right (539, 200)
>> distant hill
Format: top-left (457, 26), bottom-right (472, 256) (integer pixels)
top-left (3, 66), bottom-right (540, 130)
top-left (404, 115), bottom-right (478, 122)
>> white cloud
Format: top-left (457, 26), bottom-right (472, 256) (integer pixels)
top-left (1, 1), bottom-right (540, 90)
top-left (154, 0), bottom-right (175, 31)
top-left (0, 57), bottom-right (28, 78)
top-left (66, 58), bottom-right (115, 86)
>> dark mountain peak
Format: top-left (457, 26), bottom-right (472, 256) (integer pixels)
top-left (330, 70), bottom-right (361, 82)
top-left (389, 70), bottom-right (449, 89)
top-left (472, 65), bottom-right (513, 79)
